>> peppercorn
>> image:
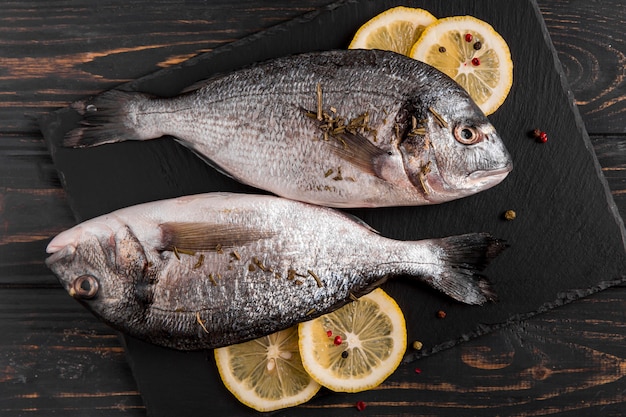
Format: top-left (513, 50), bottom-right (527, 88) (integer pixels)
top-left (355, 401), bottom-right (367, 411)
top-left (438, 46), bottom-right (446, 53)
top-left (465, 33), bottom-right (473, 42)
top-left (436, 310), bottom-right (447, 319)
top-left (341, 350), bottom-right (349, 358)
top-left (412, 341), bottom-right (423, 350)
top-left (530, 129), bottom-right (548, 143)
top-left (326, 330), bottom-right (332, 337)
top-left (333, 335), bottom-right (343, 346)
top-left (473, 41), bottom-right (482, 50)
top-left (503, 210), bottom-right (516, 221)
top-left (471, 57), bottom-right (480, 66)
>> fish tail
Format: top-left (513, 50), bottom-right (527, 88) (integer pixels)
top-left (424, 233), bottom-right (507, 305)
top-left (65, 90), bottom-right (156, 147)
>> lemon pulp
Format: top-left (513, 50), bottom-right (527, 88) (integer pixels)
top-left (214, 326), bottom-right (320, 412)
top-left (298, 288), bottom-right (407, 393)
top-left (349, 6), bottom-right (437, 56)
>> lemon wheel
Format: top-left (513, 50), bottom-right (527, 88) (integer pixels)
top-left (298, 288), bottom-right (407, 393)
top-left (214, 326), bottom-right (321, 412)
top-left (410, 15), bottom-right (513, 115)
top-left (348, 6), bottom-right (437, 56)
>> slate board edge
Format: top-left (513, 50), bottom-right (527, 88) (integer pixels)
top-left (403, 274), bottom-right (626, 362)
top-left (39, 108), bottom-right (82, 222)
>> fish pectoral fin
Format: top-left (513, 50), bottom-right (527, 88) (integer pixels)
top-left (325, 130), bottom-right (389, 178)
top-left (159, 222), bottom-right (272, 252)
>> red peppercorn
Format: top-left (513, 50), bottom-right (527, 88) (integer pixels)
top-left (465, 33), bottom-right (473, 42)
top-left (333, 335), bottom-right (343, 345)
top-left (415, 368), bottom-right (422, 374)
top-left (326, 330), bottom-right (332, 337)
top-left (471, 57), bottom-right (480, 66)
top-left (356, 401), bottom-right (367, 411)
top-left (530, 129), bottom-right (549, 143)
top-left (437, 310), bottom-right (447, 319)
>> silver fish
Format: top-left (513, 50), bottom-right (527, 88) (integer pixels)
top-left (66, 50), bottom-right (512, 208)
top-left (46, 193), bottom-right (506, 350)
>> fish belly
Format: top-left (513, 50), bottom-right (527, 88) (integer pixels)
top-left (135, 194), bottom-right (394, 348)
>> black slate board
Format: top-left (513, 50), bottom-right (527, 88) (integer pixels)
top-left (40, 0), bottom-right (626, 415)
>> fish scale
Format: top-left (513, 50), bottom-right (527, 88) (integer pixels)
top-left (46, 193), bottom-right (507, 350)
top-left (66, 49), bottom-right (512, 208)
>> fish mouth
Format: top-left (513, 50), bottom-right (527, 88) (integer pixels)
top-left (467, 162), bottom-right (513, 186)
top-left (45, 243), bottom-right (76, 268)
top-left (45, 224), bottom-right (87, 267)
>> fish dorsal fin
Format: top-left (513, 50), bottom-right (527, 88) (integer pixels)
top-left (177, 72), bottom-right (227, 94)
top-left (340, 211), bottom-right (381, 235)
top-left (159, 222), bottom-right (272, 252)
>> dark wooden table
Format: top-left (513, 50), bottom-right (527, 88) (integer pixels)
top-left (1, 1), bottom-right (625, 415)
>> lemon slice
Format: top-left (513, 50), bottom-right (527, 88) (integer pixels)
top-left (410, 15), bottom-right (513, 115)
top-left (348, 6), bottom-right (437, 56)
top-left (298, 288), bottom-right (407, 393)
top-left (214, 326), bottom-right (321, 412)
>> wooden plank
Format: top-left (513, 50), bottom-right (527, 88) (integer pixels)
top-left (284, 285), bottom-right (626, 416)
top-left (1, 286), bottom-right (623, 417)
top-left (0, 0), bottom-right (624, 134)
top-left (0, 134), bottom-right (74, 286)
top-left (538, 0), bottom-right (626, 133)
top-left (0, 288), bottom-right (144, 416)
top-left (0, 0), bottom-right (333, 134)
top-left (592, 135), bottom-right (626, 212)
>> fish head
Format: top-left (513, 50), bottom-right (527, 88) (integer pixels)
top-left (400, 90), bottom-right (512, 203)
top-left (45, 216), bottom-right (149, 328)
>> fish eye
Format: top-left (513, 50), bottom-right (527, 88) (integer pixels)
top-left (454, 125), bottom-right (483, 145)
top-left (72, 275), bottom-right (99, 299)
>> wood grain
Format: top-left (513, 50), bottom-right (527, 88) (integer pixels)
top-left (0, 0), bottom-right (330, 133)
top-left (290, 286), bottom-right (626, 416)
top-left (538, 0), bottom-right (626, 134)
top-left (0, 289), bottom-right (144, 416)
top-left (1, 0), bottom-right (625, 415)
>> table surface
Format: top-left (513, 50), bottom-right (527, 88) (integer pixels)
top-left (1, 1), bottom-right (625, 416)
